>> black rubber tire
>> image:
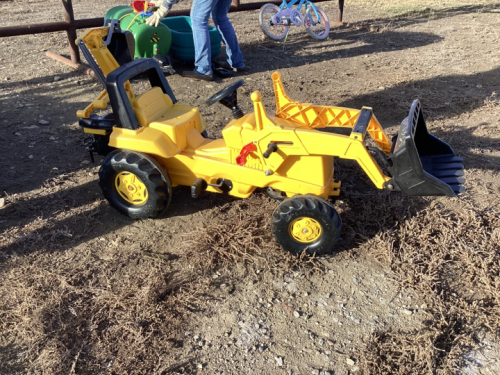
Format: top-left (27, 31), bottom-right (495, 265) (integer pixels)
top-left (98, 149), bottom-right (172, 219)
top-left (271, 195), bottom-right (341, 255)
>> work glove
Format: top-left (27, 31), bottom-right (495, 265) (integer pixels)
top-left (145, 4), bottom-right (168, 27)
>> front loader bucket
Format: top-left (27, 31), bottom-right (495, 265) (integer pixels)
top-left (387, 100), bottom-right (465, 197)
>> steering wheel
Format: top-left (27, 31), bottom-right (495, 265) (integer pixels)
top-left (205, 80), bottom-right (245, 106)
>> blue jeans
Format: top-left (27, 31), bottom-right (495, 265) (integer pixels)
top-left (190, 0), bottom-right (245, 75)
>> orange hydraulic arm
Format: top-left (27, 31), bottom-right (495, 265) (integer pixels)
top-left (271, 72), bottom-right (393, 155)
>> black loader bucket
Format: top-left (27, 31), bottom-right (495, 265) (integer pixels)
top-left (387, 100), bottom-right (465, 197)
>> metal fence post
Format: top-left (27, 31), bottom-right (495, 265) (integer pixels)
top-left (62, 0), bottom-right (80, 64)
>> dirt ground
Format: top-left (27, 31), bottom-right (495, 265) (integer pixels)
top-left (1, 0), bottom-right (500, 374)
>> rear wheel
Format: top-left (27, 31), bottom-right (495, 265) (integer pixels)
top-left (98, 149), bottom-right (172, 219)
top-left (304, 6), bottom-right (330, 40)
top-left (271, 195), bottom-right (341, 255)
top-left (259, 3), bottom-right (289, 41)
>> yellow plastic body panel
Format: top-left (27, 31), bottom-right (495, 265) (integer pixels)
top-left (109, 105), bottom-right (208, 158)
top-left (131, 86), bottom-right (206, 150)
top-left (277, 155), bottom-right (334, 189)
top-left (149, 105), bottom-right (205, 147)
top-left (294, 128), bottom-right (390, 189)
top-left (160, 151), bottom-right (335, 199)
top-left (132, 87), bottom-right (174, 126)
top-left (109, 127), bottom-right (181, 158)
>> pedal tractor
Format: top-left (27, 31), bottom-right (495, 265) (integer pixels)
top-left (76, 26), bottom-right (465, 255)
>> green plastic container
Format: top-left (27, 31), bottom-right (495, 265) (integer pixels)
top-left (104, 5), bottom-right (133, 21)
top-left (160, 16), bottom-right (221, 62)
top-left (119, 13), bottom-right (172, 59)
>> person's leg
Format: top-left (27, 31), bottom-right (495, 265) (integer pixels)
top-left (190, 0), bottom-right (216, 75)
top-left (211, 0), bottom-right (244, 69)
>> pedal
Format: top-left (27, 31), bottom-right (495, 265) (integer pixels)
top-left (191, 178), bottom-right (207, 198)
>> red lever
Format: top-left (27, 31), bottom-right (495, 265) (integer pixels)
top-left (236, 142), bottom-right (257, 166)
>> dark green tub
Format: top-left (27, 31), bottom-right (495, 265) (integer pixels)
top-left (160, 16), bottom-right (221, 62)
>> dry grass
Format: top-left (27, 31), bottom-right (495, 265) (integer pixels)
top-left (0, 253), bottom-right (208, 375)
top-left (181, 190), bottom-right (500, 374)
top-left (180, 194), bottom-right (325, 276)
top-left (3, 187), bottom-right (499, 374)
top-left (0, 192), bottom-right (327, 375)
top-left (359, 198), bottom-right (500, 374)
top-left (2, 192), bottom-right (499, 374)
top-left (181, 199), bottom-right (279, 271)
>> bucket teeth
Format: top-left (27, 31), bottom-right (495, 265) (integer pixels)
top-left (432, 162), bottom-right (464, 170)
top-left (453, 185), bottom-right (466, 194)
top-left (421, 156), bottom-right (464, 171)
top-left (430, 169), bottom-right (464, 177)
top-left (439, 177), bottom-right (466, 185)
top-left (420, 154), bottom-right (465, 194)
top-left (427, 155), bottom-right (463, 163)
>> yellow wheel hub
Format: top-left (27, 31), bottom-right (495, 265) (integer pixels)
top-left (288, 217), bottom-right (322, 243)
top-left (115, 171), bottom-right (148, 205)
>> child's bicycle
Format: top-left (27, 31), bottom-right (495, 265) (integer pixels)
top-left (259, 0), bottom-right (330, 41)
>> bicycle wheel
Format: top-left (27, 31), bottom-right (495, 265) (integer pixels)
top-left (304, 5), bottom-right (330, 40)
top-left (259, 3), bottom-right (289, 41)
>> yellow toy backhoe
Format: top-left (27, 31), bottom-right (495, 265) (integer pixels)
top-left (76, 26), bottom-right (465, 254)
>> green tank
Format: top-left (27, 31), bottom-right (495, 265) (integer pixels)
top-left (120, 12), bottom-right (172, 59)
top-left (104, 5), bottom-right (133, 21)
top-left (104, 5), bottom-right (172, 60)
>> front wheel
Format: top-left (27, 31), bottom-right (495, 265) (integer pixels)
top-left (271, 195), bottom-right (341, 255)
top-left (98, 150), bottom-right (172, 219)
top-left (259, 3), bottom-right (289, 41)
top-left (304, 6), bottom-right (330, 40)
